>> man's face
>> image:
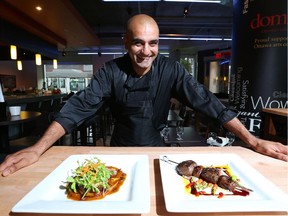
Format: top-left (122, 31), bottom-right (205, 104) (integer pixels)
top-left (125, 24), bottom-right (159, 76)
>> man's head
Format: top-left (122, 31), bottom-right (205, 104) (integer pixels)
top-left (124, 14), bottom-right (159, 76)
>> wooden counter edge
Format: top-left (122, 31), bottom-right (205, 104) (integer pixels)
top-left (262, 108), bottom-right (288, 117)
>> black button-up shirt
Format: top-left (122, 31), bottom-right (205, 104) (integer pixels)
top-left (55, 54), bottom-right (237, 146)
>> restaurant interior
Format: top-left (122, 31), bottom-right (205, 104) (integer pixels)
top-left (0, 0), bottom-right (239, 151)
top-left (0, 0), bottom-right (287, 149)
top-left (0, 1), bottom-right (287, 216)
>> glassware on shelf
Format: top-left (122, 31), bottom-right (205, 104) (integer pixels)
top-left (176, 126), bottom-right (184, 141)
top-left (160, 126), bottom-right (169, 141)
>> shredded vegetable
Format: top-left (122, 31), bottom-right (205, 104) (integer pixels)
top-left (66, 158), bottom-right (114, 200)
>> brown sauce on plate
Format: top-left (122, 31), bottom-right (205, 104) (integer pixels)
top-left (67, 166), bottom-right (127, 201)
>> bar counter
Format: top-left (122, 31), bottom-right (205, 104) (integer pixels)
top-left (0, 146), bottom-right (287, 216)
top-left (4, 94), bottom-right (67, 106)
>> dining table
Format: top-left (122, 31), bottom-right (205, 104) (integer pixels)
top-left (0, 146), bottom-right (287, 216)
top-left (163, 126), bottom-right (206, 146)
top-left (0, 111), bottom-right (41, 153)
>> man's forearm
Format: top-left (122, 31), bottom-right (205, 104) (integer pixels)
top-left (30, 121), bottom-right (66, 157)
top-left (223, 117), bottom-right (258, 148)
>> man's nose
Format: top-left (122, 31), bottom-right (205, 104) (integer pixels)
top-left (141, 44), bottom-right (150, 55)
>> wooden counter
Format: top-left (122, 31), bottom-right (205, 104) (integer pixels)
top-left (262, 108), bottom-right (288, 117)
top-left (0, 146), bottom-right (287, 216)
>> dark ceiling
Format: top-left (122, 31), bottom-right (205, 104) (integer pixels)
top-left (70, 0), bottom-right (233, 54)
top-left (0, 0), bottom-right (233, 57)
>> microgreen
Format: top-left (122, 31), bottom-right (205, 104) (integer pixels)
top-left (66, 158), bottom-right (114, 200)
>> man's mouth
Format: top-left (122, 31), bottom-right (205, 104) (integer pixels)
top-left (137, 56), bottom-right (150, 61)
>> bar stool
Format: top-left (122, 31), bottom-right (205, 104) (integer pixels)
top-left (26, 101), bottom-right (40, 111)
top-left (72, 111), bottom-right (107, 146)
top-left (183, 109), bottom-right (195, 126)
top-left (40, 99), bottom-right (53, 113)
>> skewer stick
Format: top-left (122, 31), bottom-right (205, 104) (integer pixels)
top-left (161, 156), bottom-right (179, 165)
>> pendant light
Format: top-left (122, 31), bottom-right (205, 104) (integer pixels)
top-left (35, 53), bottom-right (42, 65)
top-left (53, 59), bottom-right (58, 69)
top-left (10, 45), bottom-right (17, 60)
top-left (17, 60), bottom-right (23, 70)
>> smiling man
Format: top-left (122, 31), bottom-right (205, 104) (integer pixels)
top-left (0, 14), bottom-right (287, 177)
top-left (125, 14), bottom-right (159, 77)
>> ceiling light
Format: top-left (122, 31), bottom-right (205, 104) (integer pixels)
top-left (53, 59), bottom-right (58, 69)
top-left (35, 6), bottom-right (42, 11)
top-left (183, 7), bottom-right (189, 16)
top-left (159, 36), bottom-right (225, 41)
top-left (35, 53), bottom-right (42, 65)
top-left (164, 0), bottom-right (221, 3)
top-left (10, 45), bottom-right (17, 60)
top-left (17, 60), bottom-right (22, 71)
top-left (103, 0), bottom-right (160, 1)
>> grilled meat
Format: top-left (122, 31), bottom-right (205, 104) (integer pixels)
top-left (192, 165), bottom-right (203, 178)
top-left (176, 160), bottom-right (252, 193)
top-left (200, 167), bottom-right (221, 184)
top-left (217, 175), bottom-right (238, 191)
top-left (176, 160), bottom-right (197, 177)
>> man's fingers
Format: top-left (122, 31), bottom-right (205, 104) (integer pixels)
top-left (1, 167), bottom-right (12, 176)
top-left (1, 152), bottom-right (39, 177)
top-left (1, 157), bottom-right (28, 176)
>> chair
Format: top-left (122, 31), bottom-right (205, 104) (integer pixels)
top-left (24, 99), bottom-right (54, 138)
top-left (103, 106), bottom-right (114, 135)
top-left (194, 111), bottom-right (225, 138)
top-left (183, 109), bottom-right (195, 127)
top-left (40, 99), bottom-right (53, 113)
top-left (178, 105), bottom-right (186, 119)
top-left (72, 107), bottom-right (107, 146)
top-left (25, 101), bottom-right (40, 111)
top-left (51, 98), bottom-right (61, 112)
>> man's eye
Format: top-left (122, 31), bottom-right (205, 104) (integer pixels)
top-left (149, 41), bottom-right (158, 47)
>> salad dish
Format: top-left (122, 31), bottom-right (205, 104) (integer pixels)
top-left (12, 154), bottom-right (150, 214)
top-left (65, 157), bottom-right (127, 201)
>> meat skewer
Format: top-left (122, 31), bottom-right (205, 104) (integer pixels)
top-left (161, 156), bottom-right (252, 194)
top-left (175, 160), bottom-right (253, 193)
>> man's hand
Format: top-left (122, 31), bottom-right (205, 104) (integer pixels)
top-left (0, 147), bottom-right (40, 176)
top-left (224, 117), bottom-right (288, 162)
top-left (251, 138), bottom-right (288, 162)
top-left (0, 121), bottom-right (66, 177)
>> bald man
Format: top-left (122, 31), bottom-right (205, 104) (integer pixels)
top-left (1, 14), bottom-right (287, 176)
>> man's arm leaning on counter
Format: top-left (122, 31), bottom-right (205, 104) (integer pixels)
top-left (0, 121), bottom-right (65, 176)
top-left (224, 117), bottom-right (288, 162)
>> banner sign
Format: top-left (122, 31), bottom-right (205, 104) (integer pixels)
top-left (230, 0), bottom-right (287, 136)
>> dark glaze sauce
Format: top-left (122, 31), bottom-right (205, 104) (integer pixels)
top-left (67, 166), bottom-right (127, 201)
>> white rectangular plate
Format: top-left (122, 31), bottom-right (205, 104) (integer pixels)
top-left (159, 154), bottom-right (288, 213)
top-left (12, 154), bottom-right (150, 214)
